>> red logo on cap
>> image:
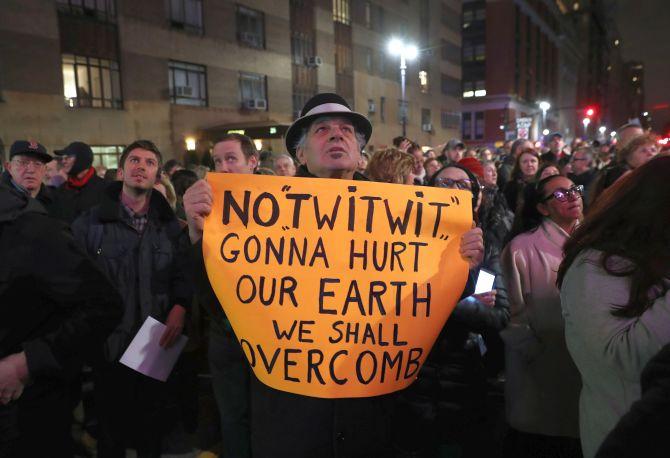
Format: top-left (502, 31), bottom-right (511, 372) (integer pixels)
top-left (28, 141), bottom-right (38, 150)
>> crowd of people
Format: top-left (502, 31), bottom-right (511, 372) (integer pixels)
top-left (1, 92), bottom-right (669, 458)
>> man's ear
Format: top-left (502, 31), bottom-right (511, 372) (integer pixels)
top-left (248, 155), bottom-right (259, 171)
top-left (295, 147), bottom-right (306, 165)
top-left (118, 167), bottom-right (125, 180)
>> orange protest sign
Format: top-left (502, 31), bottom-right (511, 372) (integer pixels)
top-left (203, 173), bottom-right (472, 398)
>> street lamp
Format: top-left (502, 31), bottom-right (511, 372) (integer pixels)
top-left (537, 101), bottom-right (551, 135)
top-left (582, 117), bottom-right (591, 136)
top-left (388, 38), bottom-right (418, 137)
top-left (598, 126), bottom-right (607, 134)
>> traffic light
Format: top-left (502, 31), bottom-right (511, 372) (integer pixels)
top-left (584, 105), bottom-right (598, 118)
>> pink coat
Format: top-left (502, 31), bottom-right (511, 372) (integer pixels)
top-left (500, 218), bottom-right (581, 437)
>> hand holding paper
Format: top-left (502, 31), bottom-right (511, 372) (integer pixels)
top-left (120, 316), bottom-right (188, 382)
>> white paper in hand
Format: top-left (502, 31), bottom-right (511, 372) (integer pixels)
top-left (119, 316), bottom-right (188, 382)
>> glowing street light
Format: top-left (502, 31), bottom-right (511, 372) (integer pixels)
top-left (388, 37), bottom-right (419, 136)
top-left (582, 117), bottom-right (591, 136)
top-left (543, 128), bottom-right (550, 136)
top-left (538, 100), bottom-right (551, 134)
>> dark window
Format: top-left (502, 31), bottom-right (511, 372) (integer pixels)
top-left (398, 99), bottom-right (409, 124)
top-left (475, 111), bottom-right (485, 139)
top-left (365, 47), bottom-right (373, 73)
top-left (291, 31), bottom-right (315, 65)
top-left (441, 73), bottom-right (460, 98)
top-left (62, 54), bottom-right (122, 109)
top-left (380, 96), bottom-right (386, 123)
top-left (462, 112), bottom-right (472, 140)
top-left (421, 108), bottom-right (431, 127)
top-left (169, 61), bottom-right (207, 107)
top-left (441, 2), bottom-right (460, 32)
top-left (239, 72), bottom-right (267, 110)
top-left (441, 39), bottom-right (460, 65)
top-left (333, 0), bottom-right (351, 25)
top-left (293, 91), bottom-right (312, 119)
top-left (169, 0), bottom-right (203, 34)
top-left (56, 0), bottom-right (116, 23)
top-left (441, 110), bottom-right (461, 129)
top-left (237, 5), bottom-right (265, 49)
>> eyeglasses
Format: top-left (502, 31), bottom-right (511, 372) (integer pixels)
top-left (434, 177), bottom-right (473, 191)
top-left (542, 184), bottom-right (584, 203)
top-left (12, 158), bottom-right (45, 169)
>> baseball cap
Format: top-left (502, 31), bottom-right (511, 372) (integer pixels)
top-left (9, 140), bottom-right (52, 163)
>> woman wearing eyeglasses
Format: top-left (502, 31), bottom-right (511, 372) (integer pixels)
top-left (558, 157), bottom-right (670, 458)
top-left (500, 175), bottom-right (584, 457)
top-left (393, 164), bottom-right (510, 457)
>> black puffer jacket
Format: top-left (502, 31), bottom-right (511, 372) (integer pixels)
top-left (71, 181), bottom-right (191, 362)
top-left (1, 171), bottom-right (69, 222)
top-left (0, 182), bottom-right (122, 382)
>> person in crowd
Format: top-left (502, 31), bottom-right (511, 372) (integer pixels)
top-left (171, 169), bottom-right (199, 221)
top-left (497, 138), bottom-right (533, 188)
top-left (461, 158), bottom-right (513, 378)
top-left (501, 174), bottom-right (584, 457)
top-left (615, 122), bottom-right (644, 150)
top-left (154, 171), bottom-right (177, 211)
top-left (546, 132), bottom-right (565, 158)
top-left (559, 155), bottom-right (573, 176)
top-left (595, 143), bottom-right (613, 170)
top-left (557, 156), bottom-right (670, 458)
top-left (569, 146), bottom-right (598, 204)
top-left (0, 181), bottom-right (122, 458)
top-left (463, 148), bottom-right (478, 159)
top-left (188, 164), bottom-right (210, 179)
top-left (56, 141), bottom-right (107, 223)
top-left (424, 148), bottom-right (437, 159)
top-left (439, 139), bottom-right (466, 165)
top-left (184, 93), bottom-right (484, 458)
top-left (272, 152), bottom-right (297, 177)
top-left (594, 343), bottom-right (670, 458)
top-left (102, 168), bottom-right (120, 182)
top-left (589, 134), bottom-right (658, 207)
top-left (392, 135), bottom-right (410, 150)
top-left (163, 159), bottom-right (184, 177)
top-left (95, 165), bottom-right (107, 178)
top-left (407, 142), bottom-right (427, 183)
top-left (71, 140), bottom-right (191, 458)
top-left (503, 148), bottom-right (539, 213)
top-left (424, 157), bottom-right (441, 182)
top-left (477, 147), bottom-right (493, 162)
top-left (1, 140), bottom-right (66, 220)
top-left (357, 151), bottom-right (370, 174)
top-left (536, 162), bottom-right (560, 181)
top-left (44, 156), bottom-right (68, 187)
top-left (392, 162), bottom-right (506, 457)
top-left (185, 133), bottom-right (260, 458)
top-left (365, 147), bottom-right (415, 184)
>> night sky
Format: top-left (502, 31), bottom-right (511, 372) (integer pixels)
top-left (615, 0), bottom-right (670, 133)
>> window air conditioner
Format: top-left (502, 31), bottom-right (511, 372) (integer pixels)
top-left (305, 56), bottom-right (323, 67)
top-left (245, 99), bottom-right (267, 110)
top-left (422, 123), bottom-right (433, 132)
top-left (175, 86), bottom-right (194, 97)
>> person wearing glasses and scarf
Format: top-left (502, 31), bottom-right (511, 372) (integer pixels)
top-left (392, 164), bottom-right (509, 457)
top-left (500, 175), bottom-right (584, 457)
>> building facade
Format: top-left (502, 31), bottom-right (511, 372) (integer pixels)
top-left (0, 0), bottom-right (462, 166)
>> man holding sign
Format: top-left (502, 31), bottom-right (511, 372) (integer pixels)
top-left (184, 93), bottom-right (484, 457)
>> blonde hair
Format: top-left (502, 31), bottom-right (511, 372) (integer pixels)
top-left (366, 148), bottom-right (415, 184)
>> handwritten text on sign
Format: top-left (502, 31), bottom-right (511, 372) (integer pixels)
top-left (203, 174), bottom-right (472, 398)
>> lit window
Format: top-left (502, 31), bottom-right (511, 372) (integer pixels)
top-left (463, 91), bottom-right (474, 98)
top-left (62, 54), bottom-right (122, 109)
top-left (419, 71), bottom-right (429, 93)
top-left (333, 0), bottom-right (351, 25)
top-left (91, 145), bottom-right (124, 168)
top-left (474, 89), bottom-right (487, 97)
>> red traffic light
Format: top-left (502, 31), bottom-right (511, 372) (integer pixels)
top-left (584, 105), bottom-right (598, 117)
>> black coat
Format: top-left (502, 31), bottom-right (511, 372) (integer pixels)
top-left (58, 171), bottom-right (108, 223)
top-left (595, 343), bottom-right (670, 458)
top-left (0, 182), bottom-right (122, 383)
top-left (194, 166), bottom-right (397, 458)
top-left (71, 181), bottom-right (191, 362)
top-left (0, 171), bottom-right (69, 222)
